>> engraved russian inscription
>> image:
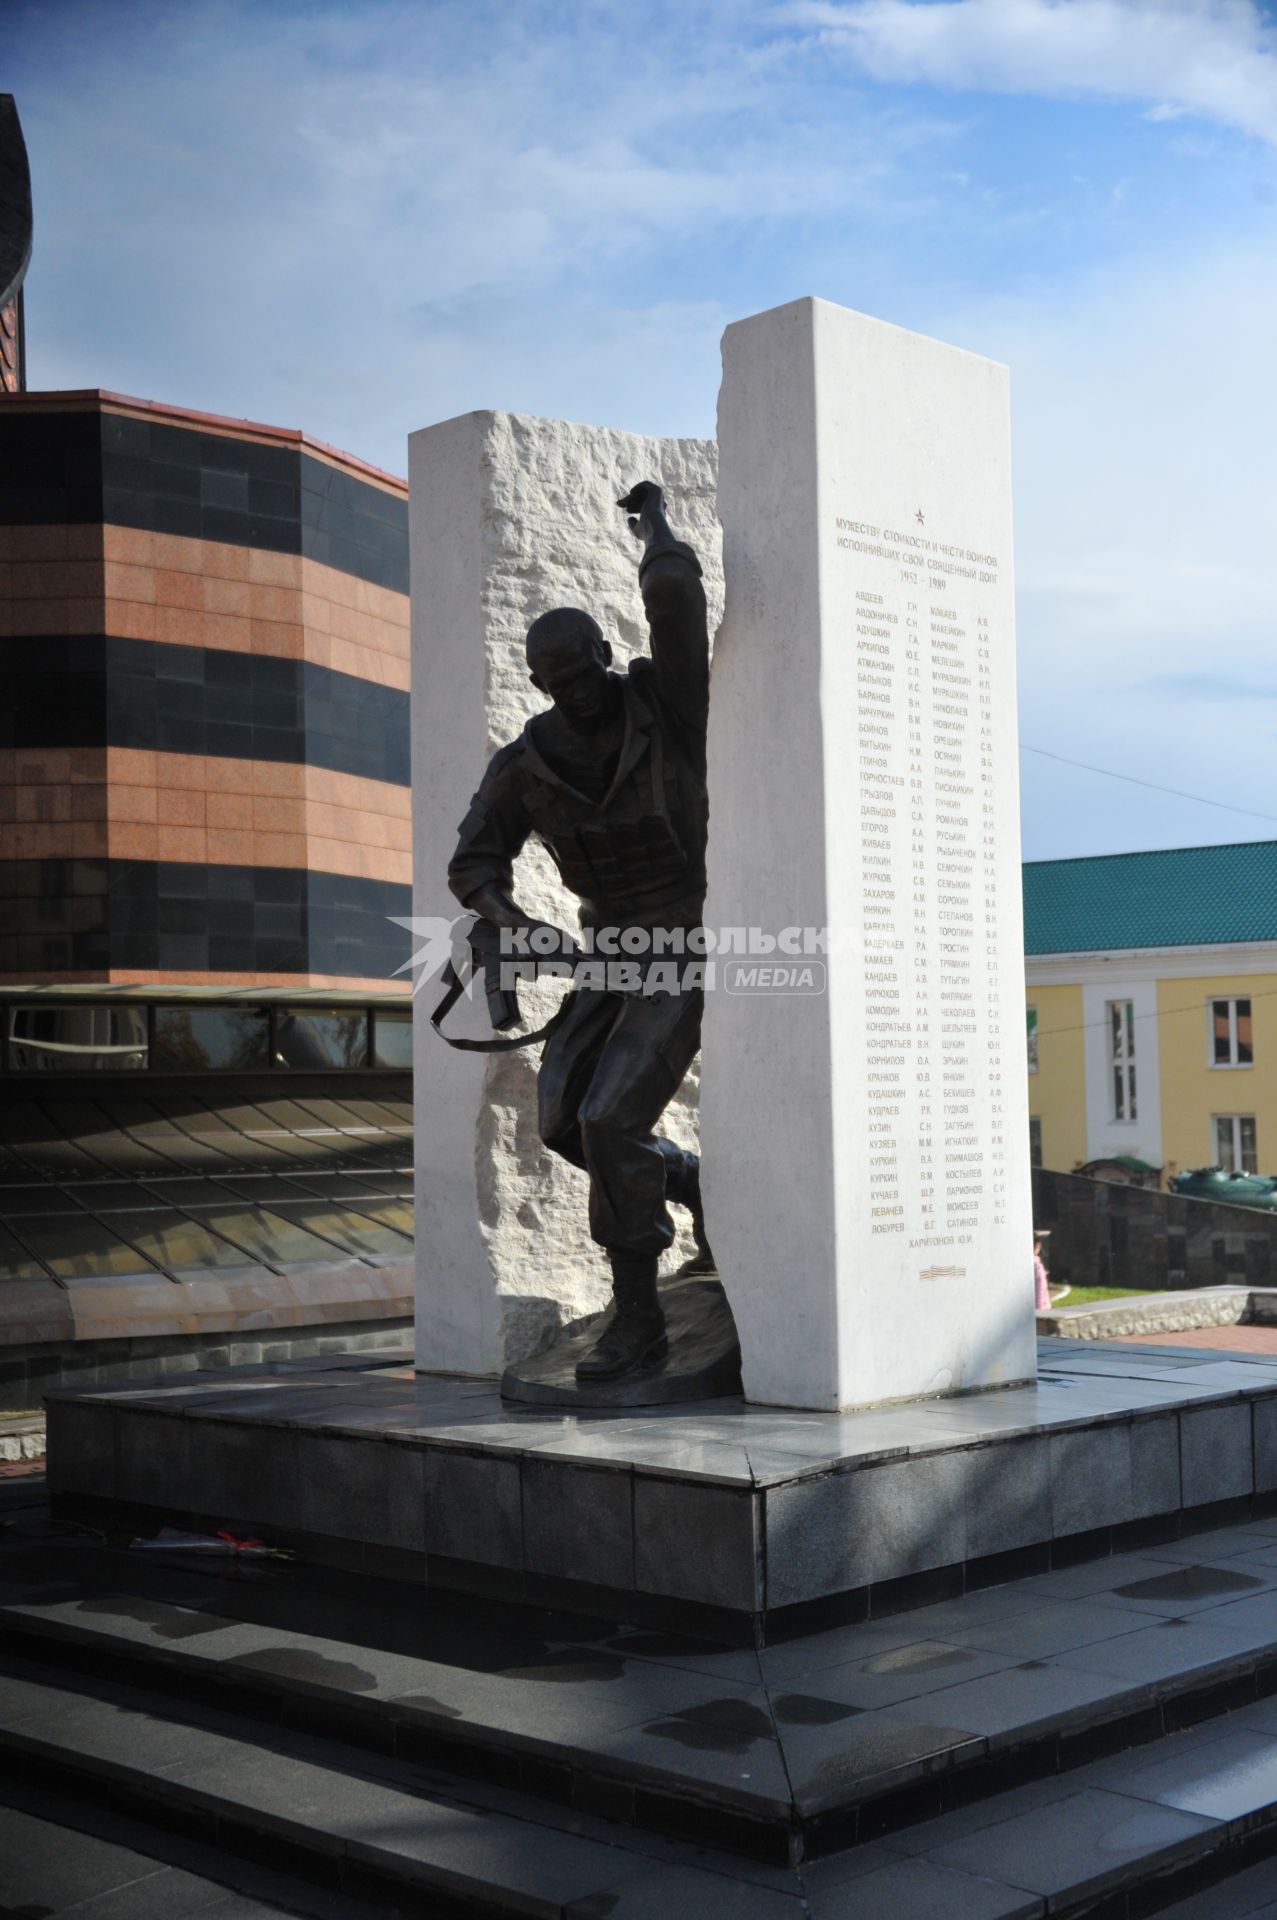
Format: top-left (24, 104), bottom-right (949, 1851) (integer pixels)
top-left (835, 514), bottom-right (1006, 1251)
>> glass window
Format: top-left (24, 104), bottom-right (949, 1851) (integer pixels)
top-left (1214, 1114), bottom-right (1258, 1174)
top-left (7, 1005), bottom-right (147, 1072)
top-left (152, 1007), bottom-right (270, 1071)
top-left (0, 1220), bottom-right (49, 1283)
top-left (1107, 999), bottom-right (1136, 1121)
top-left (261, 1199), bottom-right (413, 1262)
top-left (1029, 1117), bottom-right (1043, 1168)
top-left (13, 1212), bottom-right (164, 1280)
top-left (1026, 1006), bottom-right (1038, 1073)
top-left (107, 1210), bottom-right (266, 1276)
top-left (274, 1009), bottom-right (369, 1069)
top-left (372, 1007), bottom-right (413, 1070)
top-left (1210, 998), bottom-right (1253, 1068)
top-left (196, 1202), bottom-right (355, 1267)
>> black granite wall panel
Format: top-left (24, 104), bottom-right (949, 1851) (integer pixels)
top-left (0, 860), bottom-right (411, 978)
top-left (0, 409), bottom-right (407, 593)
top-left (1032, 1167), bottom-right (1277, 1291)
top-left (0, 409), bottom-right (103, 525)
top-left (0, 636), bottom-right (409, 786)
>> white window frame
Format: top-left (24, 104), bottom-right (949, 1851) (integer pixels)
top-left (1212, 1113), bottom-right (1258, 1173)
top-left (1026, 1005), bottom-right (1039, 1074)
top-left (1207, 996), bottom-right (1254, 1070)
top-left (1107, 998), bottom-right (1137, 1123)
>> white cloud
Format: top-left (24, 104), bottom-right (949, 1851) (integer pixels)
top-left (18, 0), bottom-right (960, 463)
top-left (934, 236), bottom-right (1277, 854)
top-left (13, 0), bottom-right (1277, 860)
top-left (784, 0), bottom-right (1277, 146)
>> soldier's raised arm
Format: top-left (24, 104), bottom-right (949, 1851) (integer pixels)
top-left (618, 481), bottom-right (708, 738)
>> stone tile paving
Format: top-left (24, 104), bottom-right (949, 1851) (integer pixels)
top-left (803, 1855), bottom-right (1041, 1918)
top-left (0, 1803), bottom-right (296, 1917)
top-left (1158, 1852), bottom-right (1277, 1918)
top-left (1096, 1726), bottom-right (1277, 1823)
top-left (923, 1787), bottom-right (1219, 1907)
top-left (1115, 1326), bottom-right (1277, 1353)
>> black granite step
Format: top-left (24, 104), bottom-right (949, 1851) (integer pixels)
top-left (12, 1513), bottom-right (1277, 1863)
top-left (14, 1650), bottom-right (1277, 1917)
top-left (0, 1661), bottom-right (709, 1919)
top-left (0, 1793), bottom-right (359, 1918)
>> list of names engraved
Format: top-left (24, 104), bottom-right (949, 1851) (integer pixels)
top-left (837, 513), bottom-right (1011, 1256)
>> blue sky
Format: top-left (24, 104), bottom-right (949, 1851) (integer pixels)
top-left (9, 0), bottom-right (1277, 862)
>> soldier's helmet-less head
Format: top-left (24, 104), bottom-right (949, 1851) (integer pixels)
top-left (526, 608), bottom-right (614, 726)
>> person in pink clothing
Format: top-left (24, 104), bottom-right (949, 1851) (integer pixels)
top-left (1034, 1230), bottom-right (1051, 1310)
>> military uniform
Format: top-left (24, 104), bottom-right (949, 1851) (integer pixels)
top-left (448, 544), bottom-right (708, 1261)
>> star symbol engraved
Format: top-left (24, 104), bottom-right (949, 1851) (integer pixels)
top-left (915, 508), bottom-right (925, 525)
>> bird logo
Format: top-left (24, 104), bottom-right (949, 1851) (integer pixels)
top-left (387, 912), bottom-right (474, 998)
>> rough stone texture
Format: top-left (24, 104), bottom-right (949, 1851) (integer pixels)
top-left (1041, 1287), bottom-right (1252, 1342)
top-left (410, 412), bottom-right (722, 1376)
top-left (0, 1420), bottom-right (44, 1462)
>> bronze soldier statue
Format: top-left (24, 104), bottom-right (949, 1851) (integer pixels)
top-left (447, 481), bottom-right (712, 1381)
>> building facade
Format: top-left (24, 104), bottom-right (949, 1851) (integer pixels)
top-left (1, 389), bottom-right (411, 991)
top-left (1024, 842), bottom-right (1277, 1183)
top-left (0, 391), bottom-right (415, 1396)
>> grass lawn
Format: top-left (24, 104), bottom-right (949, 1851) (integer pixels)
top-left (1050, 1286), bottom-right (1159, 1305)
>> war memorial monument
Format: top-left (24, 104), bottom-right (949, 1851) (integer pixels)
top-left (37, 297), bottom-right (1277, 1913)
top-left (415, 295), bottom-right (1036, 1414)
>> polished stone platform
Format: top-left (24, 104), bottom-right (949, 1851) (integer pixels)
top-left (44, 1337), bottom-right (1277, 1643)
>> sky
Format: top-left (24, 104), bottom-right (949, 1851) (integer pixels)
top-left (8, 0), bottom-right (1277, 863)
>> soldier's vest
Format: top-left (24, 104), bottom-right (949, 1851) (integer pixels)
top-left (523, 692), bottom-right (697, 909)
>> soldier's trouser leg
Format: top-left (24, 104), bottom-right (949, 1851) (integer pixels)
top-left (576, 987), bottom-right (704, 1259)
top-left (654, 1138), bottom-right (699, 1210)
top-left (537, 989), bottom-right (620, 1175)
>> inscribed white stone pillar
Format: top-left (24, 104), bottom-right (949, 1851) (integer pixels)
top-left (702, 297), bottom-right (1037, 1411)
top-left (409, 411), bottom-right (722, 1377)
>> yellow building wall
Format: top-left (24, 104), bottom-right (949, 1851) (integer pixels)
top-left (1025, 981), bottom-right (1087, 1171)
top-left (1158, 972), bottom-right (1277, 1179)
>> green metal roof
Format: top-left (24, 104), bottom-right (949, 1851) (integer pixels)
top-left (1024, 840), bottom-right (1277, 955)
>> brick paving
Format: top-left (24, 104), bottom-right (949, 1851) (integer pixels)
top-left (1114, 1323), bottom-right (1277, 1352)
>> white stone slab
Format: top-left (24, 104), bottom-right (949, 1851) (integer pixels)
top-left (409, 411), bottom-right (722, 1375)
top-left (704, 297), bottom-right (1038, 1410)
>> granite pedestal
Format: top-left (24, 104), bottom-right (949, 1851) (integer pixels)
top-left (45, 1338), bottom-right (1277, 1646)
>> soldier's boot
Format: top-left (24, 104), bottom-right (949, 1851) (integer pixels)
top-left (575, 1255), bottom-right (668, 1380)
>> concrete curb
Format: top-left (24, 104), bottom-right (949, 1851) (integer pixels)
top-left (1039, 1286), bottom-right (1277, 1341)
top-left (0, 1414), bottom-right (46, 1463)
